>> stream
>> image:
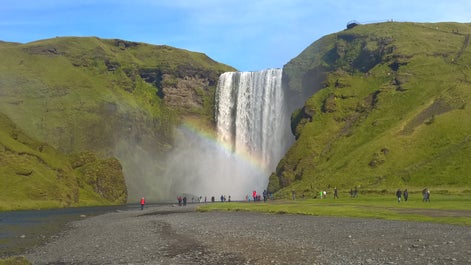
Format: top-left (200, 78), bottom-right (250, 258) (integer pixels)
top-left (0, 205), bottom-right (131, 258)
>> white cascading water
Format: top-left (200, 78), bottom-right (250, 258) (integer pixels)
top-left (159, 68), bottom-right (293, 201)
top-left (215, 68), bottom-right (293, 195)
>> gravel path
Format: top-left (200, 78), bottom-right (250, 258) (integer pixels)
top-left (24, 204), bottom-right (471, 265)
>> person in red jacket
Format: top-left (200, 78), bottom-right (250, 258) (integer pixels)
top-left (140, 197), bottom-right (145, 210)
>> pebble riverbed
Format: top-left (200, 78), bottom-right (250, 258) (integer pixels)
top-left (24, 204), bottom-right (471, 265)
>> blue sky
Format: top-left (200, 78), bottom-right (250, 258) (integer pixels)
top-left (1, 0), bottom-right (470, 71)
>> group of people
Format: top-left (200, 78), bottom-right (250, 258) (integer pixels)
top-left (138, 186), bottom-right (432, 209)
top-left (396, 188), bottom-right (431, 202)
top-left (246, 190), bottom-right (270, 202)
top-left (220, 195), bottom-right (231, 202)
top-left (350, 187), bottom-right (359, 198)
top-left (314, 188), bottom-right (338, 199)
top-left (395, 189), bottom-right (409, 202)
top-left (137, 195), bottom-right (199, 210)
top-left (318, 190), bottom-right (327, 199)
top-left (177, 196), bottom-right (187, 206)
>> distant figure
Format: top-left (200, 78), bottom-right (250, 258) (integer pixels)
top-left (403, 189), bottom-right (409, 202)
top-left (211, 196), bottom-right (215, 202)
top-left (291, 190), bottom-right (296, 200)
top-left (263, 190), bottom-right (267, 202)
top-left (334, 188), bottom-right (339, 199)
top-left (253, 190), bottom-right (257, 202)
top-left (140, 197), bottom-right (145, 210)
top-left (183, 196), bottom-right (187, 206)
top-left (422, 188), bottom-right (431, 202)
top-left (178, 196), bottom-right (182, 206)
top-left (205, 196), bottom-right (207, 203)
top-left (220, 195), bottom-right (224, 202)
top-left (323, 191), bottom-right (327, 199)
top-left (422, 188), bottom-right (429, 202)
top-left (396, 189), bottom-right (402, 203)
top-left (228, 195), bottom-right (231, 202)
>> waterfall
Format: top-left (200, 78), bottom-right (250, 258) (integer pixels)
top-left (159, 68), bottom-right (293, 201)
top-left (215, 68), bottom-right (293, 193)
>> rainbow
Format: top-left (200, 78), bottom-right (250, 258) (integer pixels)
top-left (180, 122), bottom-right (269, 174)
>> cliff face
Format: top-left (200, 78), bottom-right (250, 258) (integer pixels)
top-left (271, 22), bottom-right (471, 196)
top-left (0, 37), bottom-right (235, 207)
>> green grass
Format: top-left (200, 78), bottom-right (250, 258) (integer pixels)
top-left (198, 193), bottom-right (471, 226)
top-left (0, 113), bottom-right (127, 211)
top-left (0, 257), bottom-right (31, 265)
top-left (274, 22), bottom-right (471, 196)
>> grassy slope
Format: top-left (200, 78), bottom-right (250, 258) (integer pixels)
top-left (273, 22), bottom-right (471, 197)
top-left (0, 113), bottom-right (126, 211)
top-left (0, 37), bottom-right (234, 209)
top-left (0, 37), bottom-right (233, 153)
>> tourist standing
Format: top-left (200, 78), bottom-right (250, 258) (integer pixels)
top-left (140, 197), bottom-right (145, 210)
top-left (403, 189), bottom-right (409, 202)
top-left (425, 189), bottom-right (431, 202)
top-left (422, 188), bottom-right (431, 202)
top-left (396, 189), bottom-right (402, 203)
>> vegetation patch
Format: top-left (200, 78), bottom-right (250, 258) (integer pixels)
top-left (198, 193), bottom-right (471, 226)
top-left (275, 22), bottom-right (471, 197)
top-left (0, 113), bottom-right (127, 211)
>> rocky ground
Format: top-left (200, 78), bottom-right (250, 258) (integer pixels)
top-left (24, 204), bottom-right (471, 265)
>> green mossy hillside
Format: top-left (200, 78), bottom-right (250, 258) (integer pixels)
top-left (0, 113), bottom-right (127, 211)
top-left (0, 37), bottom-right (234, 155)
top-left (272, 22), bottom-right (471, 197)
top-left (0, 37), bottom-right (235, 207)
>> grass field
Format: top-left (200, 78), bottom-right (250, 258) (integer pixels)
top-left (198, 193), bottom-right (471, 227)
